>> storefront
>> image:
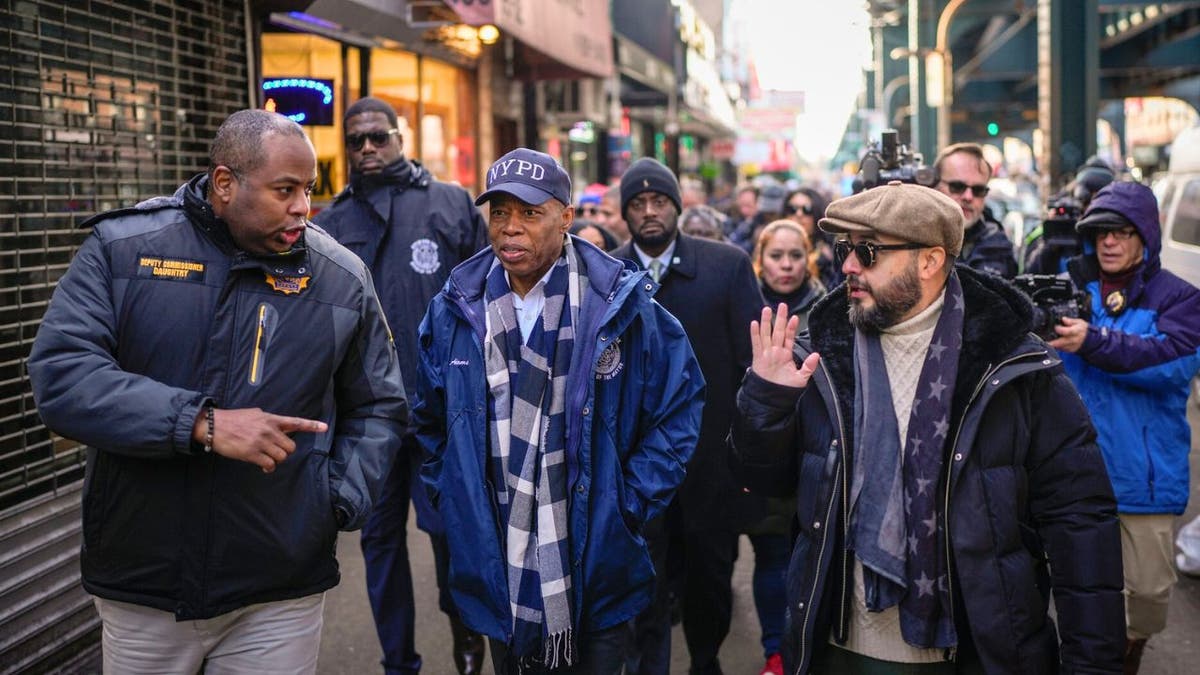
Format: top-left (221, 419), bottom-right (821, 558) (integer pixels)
top-left (260, 4), bottom-right (483, 207)
top-left (452, 0), bottom-right (614, 195)
top-left (611, 0), bottom-right (681, 174)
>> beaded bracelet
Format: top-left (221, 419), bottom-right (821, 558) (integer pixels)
top-left (203, 403), bottom-right (215, 454)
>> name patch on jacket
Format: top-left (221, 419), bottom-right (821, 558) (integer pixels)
top-left (265, 273), bottom-right (311, 295)
top-left (137, 256), bottom-right (206, 282)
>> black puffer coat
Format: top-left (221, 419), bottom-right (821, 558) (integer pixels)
top-left (731, 266), bottom-right (1124, 674)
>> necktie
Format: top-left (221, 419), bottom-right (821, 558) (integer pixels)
top-left (649, 259), bottom-right (663, 282)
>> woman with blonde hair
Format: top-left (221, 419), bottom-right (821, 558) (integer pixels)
top-left (743, 219), bottom-right (827, 675)
top-left (752, 219), bottom-right (826, 328)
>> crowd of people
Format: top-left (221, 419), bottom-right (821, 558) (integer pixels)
top-left (25, 103), bottom-right (1200, 675)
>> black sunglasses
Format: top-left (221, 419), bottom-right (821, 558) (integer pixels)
top-left (834, 239), bottom-right (927, 268)
top-left (942, 180), bottom-right (989, 198)
top-left (786, 202), bottom-right (815, 216)
top-left (345, 128), bottom-right (399, 151)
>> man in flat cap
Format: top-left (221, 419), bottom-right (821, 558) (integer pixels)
top-left (1051, 181), bottom-right (1200, 673)
top-left (413, 148), bottom-right (704, 674)
top-left (731, 181), bottom-right (1124, 673)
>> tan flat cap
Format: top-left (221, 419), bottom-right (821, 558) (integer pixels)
top-left (819, 181), bottom-right (964, 257)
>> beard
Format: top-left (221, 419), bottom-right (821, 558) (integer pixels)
top-left (847, 256), bottom-right (922, 332)
top-left (629, 214), bottom-right (679, 251)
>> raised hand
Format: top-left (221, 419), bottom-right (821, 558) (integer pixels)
top-left (750, 303), bottom-right (821, 388)
top-left (198, 407), bottom-right (328, 473)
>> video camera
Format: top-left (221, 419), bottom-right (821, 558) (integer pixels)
top-left (1011, 274), bottom-right (1090, 342)
top-left (854, 129), bottom-right (935, 193)
top-left (1042, 194), bottom-right (1084, 248)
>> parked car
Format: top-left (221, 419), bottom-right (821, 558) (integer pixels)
top-left (1154, 125), bottom-right (1200, 288)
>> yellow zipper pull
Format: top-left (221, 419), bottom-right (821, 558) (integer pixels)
top-left (249, 303), bottom-right (266, 384)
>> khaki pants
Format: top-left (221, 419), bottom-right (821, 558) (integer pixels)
top-left (94, 593), bottom-right (324, 674)
top-left (1119, 513), bottom-right (1177, 640)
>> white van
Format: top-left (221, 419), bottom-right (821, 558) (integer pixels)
top-left (1152, 127), bottom-right (1200, 407)
top-left (1155, 126), bottom-right (1200, 287)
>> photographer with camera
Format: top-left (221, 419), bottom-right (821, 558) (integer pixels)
top-left (932, 143), bottom-right (1018, 279)
top-left (1023, 157), bottom-right (1115, 275)
top-left (1049, 181), bottom-right (1200, 674)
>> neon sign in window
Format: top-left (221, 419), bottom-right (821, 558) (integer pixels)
top-left (262, 78), bottom-right (335, 126)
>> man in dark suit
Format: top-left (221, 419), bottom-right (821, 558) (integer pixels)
top-left (612, 158), bottom-right (765, 675)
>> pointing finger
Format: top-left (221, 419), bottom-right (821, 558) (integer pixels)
top-left (274, 416), bottom-right (329, 434)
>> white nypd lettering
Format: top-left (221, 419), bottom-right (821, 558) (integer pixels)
top-left (488, 158), bottom-right (545, 184)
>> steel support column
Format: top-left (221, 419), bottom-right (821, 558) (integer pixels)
top-left (908, 0), bottom-right (939, 159)
top-left (1038, 0), bottom-right (1099, 191)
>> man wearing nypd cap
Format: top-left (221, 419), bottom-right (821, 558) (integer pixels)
top-left (413, 148), bottom-right (704, 674)
top-left (612, 157), bottom-right (765, 675)
top-left (731, 180), bottom-right (1124, 673)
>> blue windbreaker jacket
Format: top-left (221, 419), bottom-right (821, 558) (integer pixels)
top-left (27, 175), bottom-right (408, 620)
top-left (1063, 182), bottom-right (1200, 514)
top-left (413, 237), bottom-right (705, 641)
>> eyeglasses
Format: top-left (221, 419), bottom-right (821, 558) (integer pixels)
top-left (579, 206), bottom-right (600, 216)
top-left (941, 180), bottom-right (990, 198)
top-left (345, 128), bottom-right (399, 151)
top-left (834, 239), bottom-right (927, 268)
top-left (1096, 227), bottom-right (1138, 242)
top-left (786, 202), bottom-right (814, 216)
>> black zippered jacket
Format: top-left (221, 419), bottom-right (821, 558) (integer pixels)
top-left (28, 175), bottom-right (407, 620)
top-left (731, 266), bottom-right (1124, 674)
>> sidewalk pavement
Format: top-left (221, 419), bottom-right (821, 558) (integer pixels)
top-left (317, 525), bottom-right (766, 674)
top-left (319, 390), bottom-right (1200, 674)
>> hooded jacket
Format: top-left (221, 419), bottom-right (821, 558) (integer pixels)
top-left (413, 237), bottom-right (705, 640)
top-left (1063, 181), bottom-right (1200, 515)
top-left (27, 175), bottom-right (408, 620)
top-left (731, 266), bottom-right (1124, 674)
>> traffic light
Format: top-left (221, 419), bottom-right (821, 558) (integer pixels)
top-left (986, 122), bottom-right (1000, 136)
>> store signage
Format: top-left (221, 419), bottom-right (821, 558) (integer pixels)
top-left (262, 78), bottom-right (335, 125)
top-left (710, 139), bottom-right (735, 160)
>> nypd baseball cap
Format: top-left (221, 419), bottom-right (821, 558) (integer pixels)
top-left (475, 148), bottom-right (572, 207)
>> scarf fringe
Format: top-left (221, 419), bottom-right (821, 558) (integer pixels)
top-left (542, 628), bottom-right (575, 670)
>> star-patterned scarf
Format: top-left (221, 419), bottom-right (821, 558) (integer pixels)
top-left (848, 270), bottom-right (964, 650)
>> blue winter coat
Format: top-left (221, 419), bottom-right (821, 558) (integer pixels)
top-left (412, 237), bottom-right (705, 641)
top-left (1063, 182), bottom-right (1200, 515)
top-left (26, 175), bottom-right (408, 620)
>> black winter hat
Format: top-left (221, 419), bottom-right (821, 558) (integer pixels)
top-left (620, 157), bottom-right (682, 217)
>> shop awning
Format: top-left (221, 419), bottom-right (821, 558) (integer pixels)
top-left (443, 0), bottom-right (613, 79)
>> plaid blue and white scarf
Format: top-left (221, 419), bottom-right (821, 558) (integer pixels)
top-left (483, 237), bottom-right (584, 668)
top-left (849, 271), bottom-right (964, 650)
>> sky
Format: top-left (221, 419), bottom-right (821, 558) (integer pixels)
top-left (729, 0), bottom-right (873, 162)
